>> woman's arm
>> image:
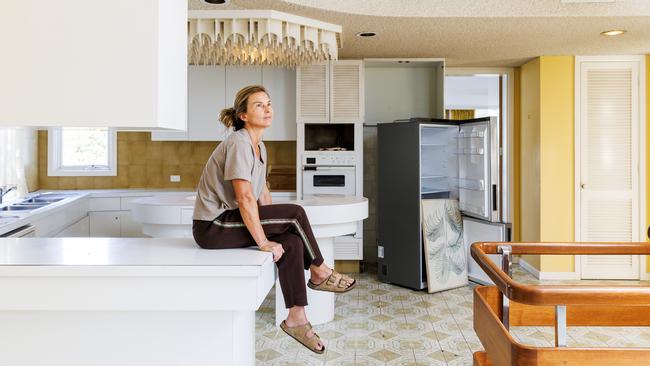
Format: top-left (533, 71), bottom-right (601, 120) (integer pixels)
top-left (258, 182), bottom-right (273, 206)
top-left (232, 179), bottom-right (284, 261)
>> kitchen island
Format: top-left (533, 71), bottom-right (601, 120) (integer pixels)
top-left (0, 237), bottom-right (274, 366)
top-left (132, 194), bottom-right (368, 325)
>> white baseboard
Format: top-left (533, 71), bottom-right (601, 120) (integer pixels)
top-left (518, 258), bottom-right (581, 281)
top-left (539, 271), bottom-right (581, 281)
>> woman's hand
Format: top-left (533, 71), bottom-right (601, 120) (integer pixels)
top-left (260, 241), bottom-right (284, 262)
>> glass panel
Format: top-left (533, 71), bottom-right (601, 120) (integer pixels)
top-left (61, 127), bottom-right (109, 168)
top-left (457, 123), bottom-right (490, 219)
top-left (420, 125), bottom-right (457, 199)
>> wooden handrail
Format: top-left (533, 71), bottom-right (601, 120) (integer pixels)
top-left (471, 242), bottom-right (650, 306)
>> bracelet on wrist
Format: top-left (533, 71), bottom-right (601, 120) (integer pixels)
top-left (259, 238), bottom-right (269, 248)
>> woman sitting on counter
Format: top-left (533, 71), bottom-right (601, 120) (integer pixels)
top-left (191, 85), bottom-right (356, 354)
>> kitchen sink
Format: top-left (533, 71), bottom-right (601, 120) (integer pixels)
top-left (0, 205), bottom-right (36, 211)
top-left (0, 192), bottom-right (77, 213)
top-left (21, 197), bottom-right (65, 204)
top-left (0, 203), bottom-right (48, 211)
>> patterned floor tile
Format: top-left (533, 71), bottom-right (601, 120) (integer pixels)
top-left (255, 267), bottom-right (650, 365)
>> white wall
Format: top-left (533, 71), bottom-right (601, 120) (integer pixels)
top-left (365, 67), bottom-right (441, 123)
top-left (445, 75), bottom-right (500, 110)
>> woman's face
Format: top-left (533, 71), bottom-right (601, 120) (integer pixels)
top-left (240, 91), bottom-right (273, 129)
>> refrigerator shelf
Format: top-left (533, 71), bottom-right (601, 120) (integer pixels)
top-left (454, 152), bottom-right (485, 156)
top-left (421, 189), bottom-right (449, 195)
top-left (454, 135), bottom-right (485, 139)
top-left (457, 186), bottom-right (485, 192)
top-left (421, 175), bottom-right (446, 179)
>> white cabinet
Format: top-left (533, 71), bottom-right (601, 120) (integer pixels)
top-left (188, 66), bottom-right (227, 141)
top-left (262, 66), bottom-right (297, 140)
top-left (153, 65), bottom-right (296, 141)
top-left (297, 60), bottom-right (364, 123)
top-left (1, 0), bottom-right (186, 129)
top-left (55, 216), bottom-right (89, 237)
top-left (120, 211), bottom-right (146, 237)
top-left (32, 197), bottom-right (89, 237)
top-left (89, 211), bottom-right (121, 237)
top-left (87, 196), bottom-right (147, 237)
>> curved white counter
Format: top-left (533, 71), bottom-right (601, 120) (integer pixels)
top-left (132, 194), bottom-right (368, 326)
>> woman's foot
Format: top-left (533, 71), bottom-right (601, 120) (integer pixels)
top-left (285, 308), bottom-right (324, 352)
top-left (308, 264), bottom-right (333, 286)
top-left (308, 265), bottom-right (356, 293)
top-left (280, 320), bottom-right (325, 354)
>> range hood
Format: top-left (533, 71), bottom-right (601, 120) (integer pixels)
top-left (0, 0), bottom-right (188, 130)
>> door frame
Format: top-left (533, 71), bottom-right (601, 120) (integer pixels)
top-left (445, 67), bottom-right (515, 229)
top-left (574, 55), bottom-right (647, 279)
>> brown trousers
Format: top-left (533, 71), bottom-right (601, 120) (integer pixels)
top-left (192, 203), bottom-right (324, 308)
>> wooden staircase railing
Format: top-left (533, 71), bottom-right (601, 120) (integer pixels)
top-left (471, 242), bottom-right (650, 366)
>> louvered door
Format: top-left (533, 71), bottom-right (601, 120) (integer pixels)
top-left (296, 62), bottom-right (329, 123)
top-left (577, 59), bottom-right (641, 279)
top-left (330, 60), bottom-right (364, 123)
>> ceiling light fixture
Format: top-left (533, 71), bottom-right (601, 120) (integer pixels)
top-left (202, 0), bottom-right (229, 4)
top-left (188, 10), bottom-right (341, 68)
top-left (600, 29), bottom-right (626, 36)
top-left (356, 31), bottom-right (376, 37)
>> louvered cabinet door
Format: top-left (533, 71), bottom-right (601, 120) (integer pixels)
top-left (296, 62), bottom-right (329, 123)
top-left (578, 60), bottom-right (641, 279)
top-left (330, 60), bottom-right (364, 123)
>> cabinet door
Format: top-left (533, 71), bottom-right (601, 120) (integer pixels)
top-left (55, 216), bottom-right (90, 237)
top-left (89, 211), bottom-right (121, 237)
top-left (188, 65), bottom-right (227, 141)
top-left (262, 66), bottom-right (296, 140)
top-left (296, 62), bottom-right (329, 123)
top-left (120, 211), bottom-right (146, 237)
top-left (330, 60), bottom-right (364, 123)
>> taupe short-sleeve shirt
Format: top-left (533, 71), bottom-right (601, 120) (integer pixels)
top-left (193, 128), bottom-right (267, 221)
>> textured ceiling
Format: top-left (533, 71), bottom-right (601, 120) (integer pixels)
top-left (188, 0), bottom-right (650, 66)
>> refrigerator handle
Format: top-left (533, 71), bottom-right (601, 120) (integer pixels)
top-left (492, 184), bottom-right (498, 211)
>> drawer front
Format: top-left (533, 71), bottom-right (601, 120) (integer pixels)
top-left (88, 197), bottom-right (121, 211)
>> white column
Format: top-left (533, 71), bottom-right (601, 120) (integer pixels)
top-left (275, 237), bottom-right (335, 326)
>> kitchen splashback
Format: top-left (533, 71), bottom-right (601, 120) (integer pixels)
top-left (38, 131), bottom-right (296, 191)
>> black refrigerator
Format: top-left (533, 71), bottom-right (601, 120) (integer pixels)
top-left (377, 117), bottom-right (511, 290)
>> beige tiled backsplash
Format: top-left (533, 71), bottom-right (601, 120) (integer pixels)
top-left (38, 131), bottom-right (296, 191)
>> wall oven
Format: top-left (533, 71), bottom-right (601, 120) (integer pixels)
top-left (302, 166), bottom-right (356, 196)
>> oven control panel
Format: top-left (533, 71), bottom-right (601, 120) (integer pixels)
top-left (303, 155), bottom-right (356, 166)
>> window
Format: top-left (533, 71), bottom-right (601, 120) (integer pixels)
top-left (48, 127), bottom-right (117, 176)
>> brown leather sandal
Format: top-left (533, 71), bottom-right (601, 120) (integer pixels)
top-left (280, 320), bottom-right (325, 354)
top-left (307, 270), bottom-right (356, 293)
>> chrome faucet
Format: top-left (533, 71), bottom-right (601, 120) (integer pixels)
top-left (0, 185), bottom-right (17, 204)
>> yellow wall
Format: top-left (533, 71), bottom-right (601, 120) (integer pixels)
top-left (539, 56), bottom-right (575, 272)
top-left (37, 131), bottom-right (297, 191)
top-left (518, 56), bottom-right (575, 272)
top-left (519, 58), bottom-right (541, 243)
top-left (519, 58), bottom-right (541, 269)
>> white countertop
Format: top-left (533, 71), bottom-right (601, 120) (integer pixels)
top-left (0, 237), bottom-right (269, 267)
top-left (0, 237), bottom-right (275, 282)
top-left (0, 189), bottom-right (296, 236)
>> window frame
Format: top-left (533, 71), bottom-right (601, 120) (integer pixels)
top-left (47, 127), bottom-right (117, 176)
